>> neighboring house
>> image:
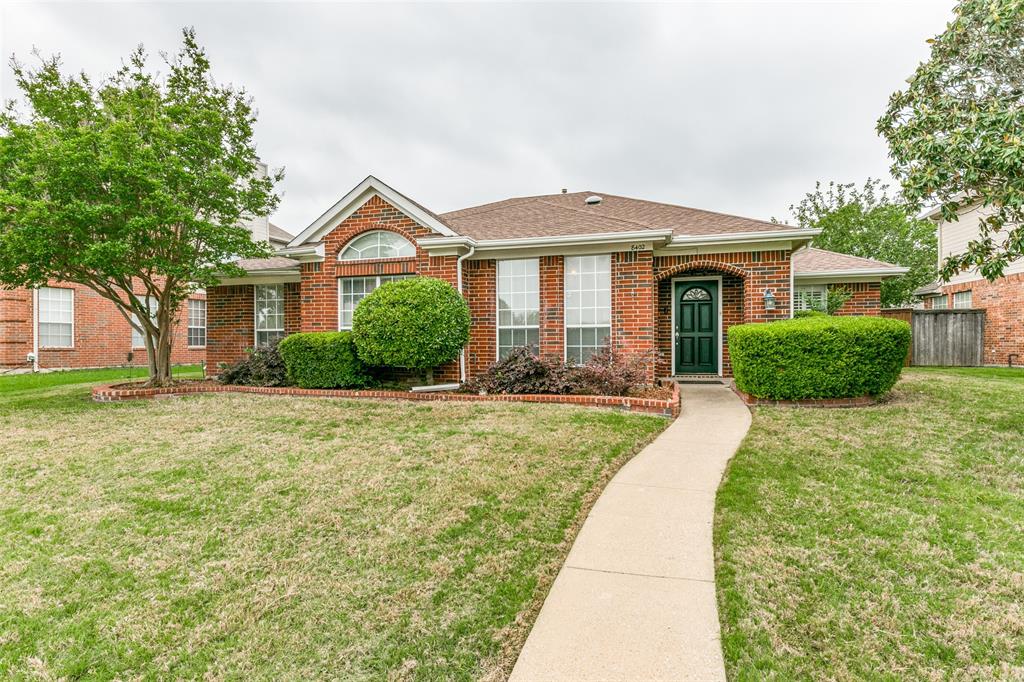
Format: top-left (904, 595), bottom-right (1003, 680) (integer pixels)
top-left (0, 218), bottom-right (293, 373)
top-left (207, 176), bottom-right (906, 382)
top-left (915, 202), bottom-right (1024, 366)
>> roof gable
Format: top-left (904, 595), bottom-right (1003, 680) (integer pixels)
top-left (289, 175), bottom-right (456, 247)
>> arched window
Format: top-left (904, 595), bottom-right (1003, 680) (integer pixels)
top-left (682, 287), bottom-right (712, 301)
top-left (339, 230), bottom-right (415, 260)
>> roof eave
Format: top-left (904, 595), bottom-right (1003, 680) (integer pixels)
top-left (666, 228), bottom-right (821, 248)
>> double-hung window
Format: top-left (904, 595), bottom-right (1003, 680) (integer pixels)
top-left (497, 259), bottom-right (539, 359)
top-left (953, 290), bottom-right (973, 309)
top-left (564, 255), bottom-right (611, 363)
top-left (931, 295), bottom-right (948, 310)
top-left (338, 275), bottom-right (411, 330)
top-left (794, 285), bottom-right (827, 312)
top-left (131, 296), bottom-right (160, 348)
top-left (38, 287), bottom-right (74, 348)
top-left (255, 284), bottom-right (286, 346)
top-left (188, 299), bottom-right (207, 347)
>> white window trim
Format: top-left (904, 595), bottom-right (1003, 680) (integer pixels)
top-left (496, 258), bottom-right (540, 361)
top-left (794, 284), bottom-right (828, 312)
top-left (953, 290), bottom-right (973, 309)
top-left (37, 286), bottom-right (75, 349)
top-left (254, 284), bottom-right (286, 346)
top-left (931, 294), bottom-right (948, 309)
top-left (670, 275), bottom-right (723, 377)
top-left (563, 254), bottom-right (613, 363)
top-left (336, 275), bottom-right (410, 330)
top-left (187, 299), bottom-right (207, 349)
top-left (338, 230), bottom-right (416, 261)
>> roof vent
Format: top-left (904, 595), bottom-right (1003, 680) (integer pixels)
top-left (585, 195), bottom-right (603, 205)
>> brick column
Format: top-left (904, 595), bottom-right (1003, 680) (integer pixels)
top-left (539, 256), bottom-right (564, 361)
top-left (463, 259), bottom-right (496, 379)
top-left (612, 250), bottom-right (657, 382)
top-left (206, 284), bottom-right (255, 374)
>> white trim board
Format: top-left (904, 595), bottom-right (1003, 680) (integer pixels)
top-left (289, 175), bottom-right (457, 247)
top-left (669, 275), bottom-right (723, 377)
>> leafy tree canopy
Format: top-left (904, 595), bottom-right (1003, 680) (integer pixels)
top-left (0, 28), bottom-right (280, 384)
top-left (878, 0), bottom-right (1024, 281)
top-left (786, 179), bottom-right (938, 308)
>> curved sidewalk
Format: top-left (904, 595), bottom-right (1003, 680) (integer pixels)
top-left (509, 384), bottom-right (752, 681)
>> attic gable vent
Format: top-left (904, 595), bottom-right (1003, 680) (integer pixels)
top-left (584, 195), bottom-right (603, 205)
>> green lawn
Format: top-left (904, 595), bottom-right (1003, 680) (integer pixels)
top-left (0, 364), bottom-right (202, 394)
top-left (0, 371), bottom-right (666, 680)
top-left (716, 367), bottom-right (1024, 679)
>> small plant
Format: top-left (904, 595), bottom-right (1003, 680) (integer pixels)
top-left (825, 287), bottom-right (853, 315)
top-left (218, 341), bottom-right (288, 387)
top-left (278, 332), bottom-right (373, 389)
top-left (352, 277), bottom-right (471, 384)
top-left (465, 346), bottom-right (654, 396)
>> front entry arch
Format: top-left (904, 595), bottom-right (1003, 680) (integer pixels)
top-left (673, 279), bottom-right (720, 375)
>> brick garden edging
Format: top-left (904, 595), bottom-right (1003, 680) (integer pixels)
top-left (729, 383), bottom-right (877, 408)
top-left (92, 380), bottom-right (682, 418)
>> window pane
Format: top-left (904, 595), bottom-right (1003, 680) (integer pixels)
top-left (188, 299), bottom-right (207, 347)
top-left (131, 296), bottom-right (159, 348)
top-left (255, 284), bottom-right (284, 345)
top-left (340, 230), bottom-right (415, 260)
top-left (497, 259), bottom-right (540, 360)
top-left (338, 275), bottom-right (411, 329)
top-left (564, 256), bottom-right (610, 362)
top-left (953, 291), bottom-right (972, 309)
top-left (38, 287), bottom-right (74, 348)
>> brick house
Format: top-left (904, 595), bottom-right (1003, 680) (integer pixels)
top-left (914, 202), bottom-right (1023, 367)
top-left (0, 220), bottom-right (292, 373)
top-left (207, 176), bottom-right (907, 383)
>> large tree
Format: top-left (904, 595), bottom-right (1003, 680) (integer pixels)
top-left (0, 29), bottom-right (279, 385)
top-left (787, 179), bottom-right (938, 308)
top-left (878, 0), bottom-right (1024, 281)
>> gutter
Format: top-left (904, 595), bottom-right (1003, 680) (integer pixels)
top-left (666, 228), bottom-right (821, 247)
top-left (796, 267), bottom-right (909, 278)
top-left (31, 287), bottom-right (39, 372)
top-left (456, 243), bottom-right (476, 383)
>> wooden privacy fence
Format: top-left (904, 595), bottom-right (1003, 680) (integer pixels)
top-left (881, 308), bottom-right (985, 367)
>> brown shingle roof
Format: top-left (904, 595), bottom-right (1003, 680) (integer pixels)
top-left (232, 256), bottom-right (300, 272)
top-left (792, 247), bottom-right (904, 274)
top-left (440, 191), bottom-right (798, 240)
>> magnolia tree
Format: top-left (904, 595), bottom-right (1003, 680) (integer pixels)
top-left (0, 29), bottom-right (279, 385)
top-left (878, 0), bottom-right (1024, 281)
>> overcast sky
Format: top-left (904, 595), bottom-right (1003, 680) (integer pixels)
top-left (2, 1), bottom-right (952, 233)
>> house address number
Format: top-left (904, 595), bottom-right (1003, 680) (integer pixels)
top-left (629, 242), bottom-right (652, 251)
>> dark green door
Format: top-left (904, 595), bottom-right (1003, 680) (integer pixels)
top-left (675, 281), bottom-right (718, 374)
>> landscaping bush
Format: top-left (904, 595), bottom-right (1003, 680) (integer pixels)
top-left (278, 331), bottom-right (373, 389)
top-left (728, 316), bottom-right (911, 399)
top-left (352, 277), bottom-right (471, 382)
top-left (218, 341), bottom-right (288, 387)
top-left (793, 309), bottom-right (828, 319)
top-left (464, 346), bottom-right (654, 396)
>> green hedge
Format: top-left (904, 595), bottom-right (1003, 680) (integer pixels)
top-left (352, 277), bottom-right (470, 372)
top-left (728, 316), bottom-right (911, 399)
top-left (278, 332), bottom-right (373, 389)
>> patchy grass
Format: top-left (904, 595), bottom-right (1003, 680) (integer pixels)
top-left (0, 380), bottom-right (665, 680)
top-left (715, 367), bottom-right (1024, 680)
top-left (0, 365), bottom-right (202, 394)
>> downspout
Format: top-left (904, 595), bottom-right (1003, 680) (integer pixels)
top-left (31, 287), bottom-right (39, 372)
top-left (456, 244), bottom-right (476, 384)
top-left (789, 249), bottom-right (796, 318)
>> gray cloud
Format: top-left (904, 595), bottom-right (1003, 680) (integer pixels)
top-left (1, 1), bottom-right (951, 232)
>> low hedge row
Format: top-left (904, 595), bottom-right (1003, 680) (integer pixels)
top-left (728, 316), bottom-right (910, 400)
top-left (278, 331), bottom-right (373, 389)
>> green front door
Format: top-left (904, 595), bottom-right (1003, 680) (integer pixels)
top-left (675, 281), bottom-right (718, 374)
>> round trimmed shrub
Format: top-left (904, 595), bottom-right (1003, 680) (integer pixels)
top-left (728, 316), bottom-right (911, 400)
top-left (351, 277), bottom-right (470, 377)
top-left (278, 331), bottom-right (373, 389)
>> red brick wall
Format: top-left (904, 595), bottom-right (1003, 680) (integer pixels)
top-left (463, 259), bottom-right (497, 378)
top-left (206, 282), bottom-right (300, 374)
top-left (652, 251), bottom-right (791, 377)
top-left (941, 273), bottom-right (1024, 366)
top-left (829, 282), bottom-right (882, 316)
top-left (612, 251), bottom-right (657, 381)
top-left (0, 281), bottom-right (205, 370)
top-left (539, 256), bottom-right (565, 360)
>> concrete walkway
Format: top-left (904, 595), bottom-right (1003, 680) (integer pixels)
top-left (509, 384), bottom-right (752, 682)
